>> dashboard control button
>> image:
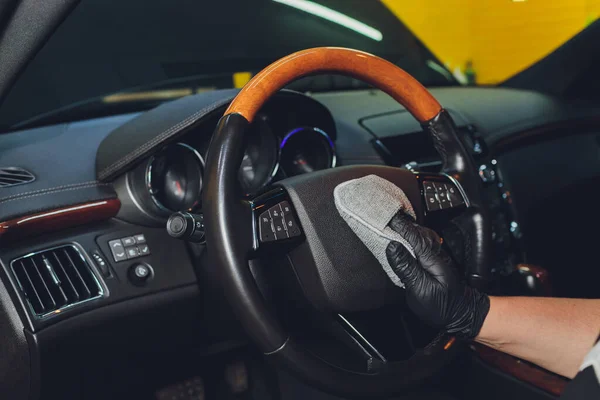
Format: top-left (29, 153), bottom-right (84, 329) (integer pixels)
top-left (284, 214), bottom-right (301, 237)
top-left (479, 164), bottom-right (496, 183)
top-left (259, 210), bottom-right (276, 242)
top-left (437, 192), bottom-right (451, 209)
top-left (279, 201), bottom-right (292, 216)
top-left (270, 206), bottom-right (281, 219)
top-left (128, 264), bottom-right (152, 286)
top-left (280, 201), bottom-right (292, 215)
top-left (92, 251), bottom-right (111, 277)
top-left (432, 182), bottom-right (446, 193)
top-left (134, 264), bottom-right (149, 278)
top-left (166, 212), bottom-right (205, 243)
top-left (423, 181), bottom-right (436, 193)
top-left (138, 244), bottom-right (150, 256)
top-left (122, 236), bottom-right (135, 246)
top-left (472, 138), bottom-right (484, 155)
top-left (126, 246), bottom-right (140, 259)
top-left (168, 215), bottom-right (185, 234)
top-left (510, 221), bottom-right (522, 239)
top-left (425, 192), bottom-right (440, 211)
top-left (108, 239), bottom-right (127, 262)
top-left (272, 213), bottom-right (288, 240)
top-left (134, 234), bottom-right (146, 244)
top-left (259, 212), bottom-right (271, 225)
top-left (446, 183), bottom-right (464, 205)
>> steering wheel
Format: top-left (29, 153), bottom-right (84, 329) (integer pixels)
top-left (203, 47), bottom-right (491, 397)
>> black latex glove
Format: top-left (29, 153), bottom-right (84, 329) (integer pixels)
top-left (386, 212), bottom-right (490, 339)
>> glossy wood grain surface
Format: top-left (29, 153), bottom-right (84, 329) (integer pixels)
top-left (225, 47), bottom-right (442, 123)
top-left (472, 343), bottom-right (568, 396)
top-left (0, 199), bottom-right (121, 242)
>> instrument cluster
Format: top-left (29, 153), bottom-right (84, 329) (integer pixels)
top-left (144, 114), bottom-right (337, 215)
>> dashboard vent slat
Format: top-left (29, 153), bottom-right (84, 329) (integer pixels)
top-left (0, 167), bottom-right (35, 187)
top-left (61, 248), bottom-right (92, 299)
top-left (51, 252), bottom-right (80, 303)
top-left (40, 256), bottom-right (69, 306)
top-left (28, 258), bottom-right (57, 311)
top-left (11, 245), bottom-right (103, 318)
top-left (14, 260), bottom-right (46, 314)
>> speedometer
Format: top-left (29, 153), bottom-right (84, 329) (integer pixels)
top-left (280, 127), bottom-right (336, 177)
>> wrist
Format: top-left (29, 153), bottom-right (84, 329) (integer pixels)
top-left (446, 287), bottom-right (490, 339)
top-left (475, 296), bottom-right (509, 348)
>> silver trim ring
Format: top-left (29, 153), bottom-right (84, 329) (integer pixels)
top-left (279, 127), bottom-right (337, 174)
top-left (145, 142), bottom-right (205, 213)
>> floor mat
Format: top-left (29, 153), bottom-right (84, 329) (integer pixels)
top-left (154, 352), bottom-right (279, 400)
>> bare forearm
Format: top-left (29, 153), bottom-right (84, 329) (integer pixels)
top-left (475, 296), bottom-right (600, 378)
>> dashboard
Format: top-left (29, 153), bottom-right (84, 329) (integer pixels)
top-left (0, 86), bottom-right (599, 400)
top-left (114, 92), bottom-right (338, 226)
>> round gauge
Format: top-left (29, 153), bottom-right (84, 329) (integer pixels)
top-left (280, 127), bottom-right (336, 177)
top-left (238, 115), bottom-right (279, 195)
top-left (146, 143), bottom-right (204, 212)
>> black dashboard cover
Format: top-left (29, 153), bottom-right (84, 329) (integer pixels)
top-left (96, 89), bottom-right (239, 181)
top-left (0, 118), bottom-right (120, 222)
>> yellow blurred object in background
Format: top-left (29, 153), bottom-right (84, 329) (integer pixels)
top-left (381, 0), bottom-right (600, 84)
top-left (233, 72), bottom-right (253, 88)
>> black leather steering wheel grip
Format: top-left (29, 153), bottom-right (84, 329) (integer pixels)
top-left (202, 47), bottom-right (492, 396)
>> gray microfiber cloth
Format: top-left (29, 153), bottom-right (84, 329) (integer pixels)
top-left (333, 175), bottom-right (416, 288)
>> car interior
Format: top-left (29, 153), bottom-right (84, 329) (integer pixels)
top-left (0, 1), bottom-right (599, 399)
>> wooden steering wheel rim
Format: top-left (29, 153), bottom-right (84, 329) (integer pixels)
top-left (225, 47), bottom-right (442, 123)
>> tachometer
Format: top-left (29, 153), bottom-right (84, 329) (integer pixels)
top-left (280, 127), bottom-right (336, 177)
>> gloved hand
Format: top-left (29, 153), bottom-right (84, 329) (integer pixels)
top-left (386, 212), bottom-right (490, 339)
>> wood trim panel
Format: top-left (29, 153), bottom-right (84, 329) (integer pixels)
top-left (472, 343), bottom-right (569, 396)
top-left (225, 47), bottom-right (442, 123)
top-left (0, 199), bottom-right (121, 242)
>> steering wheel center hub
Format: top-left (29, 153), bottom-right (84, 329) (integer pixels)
top-left (278, 165), bottom-right (423, 313)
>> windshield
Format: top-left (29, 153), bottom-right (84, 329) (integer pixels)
top-left (0, 0), bottom-right (454, 130)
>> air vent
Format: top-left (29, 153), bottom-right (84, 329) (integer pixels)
top-left (0, 167), bottom-right (35, 187)
top-left (11, 245), bottom-right (103, 318)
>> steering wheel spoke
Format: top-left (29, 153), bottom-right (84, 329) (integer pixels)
top-left (328, 305), bottom-right (447, 372)
top-left (334, 314), bottom-right (387, 367)
top-left (248, 187), bottom-right (305, 258)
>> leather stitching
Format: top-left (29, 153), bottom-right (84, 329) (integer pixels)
top-left (452, 215), bottom-right (473, 268)
top-left (98, 98), bottom-right (233, 180)
top-left (428, 122), bottom-right (449, 166)
top-left (0, 182), bottom-right (112, 205)
top-left (0, 181), bottom-right (106, 202)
